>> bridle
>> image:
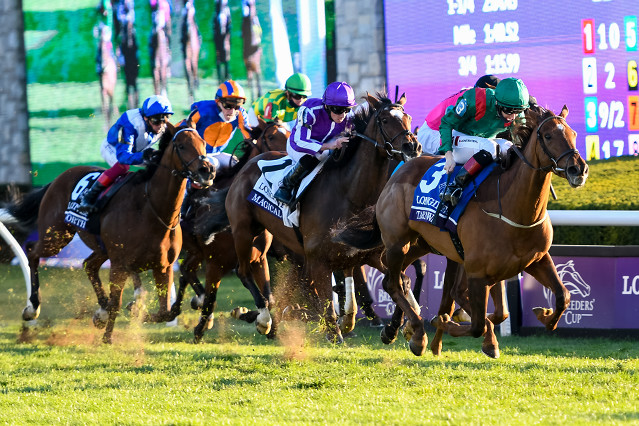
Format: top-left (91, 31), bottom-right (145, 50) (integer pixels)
top-left (509, 114), bottom-right (578, 174)
top-left (350, 103), bottom-right (417, 162)
top-left (169, 127), bottom-right (209, 183)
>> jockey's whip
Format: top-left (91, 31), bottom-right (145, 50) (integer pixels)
top-left (394, 85), bottom-right (399, 103)
top-left (550, 183), bottom-right (558, 200)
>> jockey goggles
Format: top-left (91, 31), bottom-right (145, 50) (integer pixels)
top-left (498, 106), bottom-right (526, 115)
top-left (328, 105), bottom-right (351, 115)
top-left (290, 93), bottom-right (307, 101)
top-left (221, 101), bottom-right (242, 111)
top-left (149, 114), bottom-right (170, 125)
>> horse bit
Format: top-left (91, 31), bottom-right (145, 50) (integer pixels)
top-left (350, 104), bottom-right (416, 162)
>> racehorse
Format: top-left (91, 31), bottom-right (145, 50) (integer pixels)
top-left (241, 0), bottom-right (262, 100)
top-left (5, 121), bottom-right (214, 344)
top-left (119, 17), bottom-right (139, 110)
top-left (334, 105), bottom-right (588, 357)
top-left (213, 0), bottom-right (232, 84)
top-left (202, 92), bottom-right (420, 343)
top-left (97, 23), bottom-right (118, 131)
top-left (181, 0), bottom-right (200, 105)
top-left (152, 24), bottom-right (170, 97)
top-left (169, 118), bottom-right (290, 343)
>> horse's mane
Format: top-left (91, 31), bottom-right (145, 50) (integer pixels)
top-left (129, 122), bottom-right (176, 185)
top-left (323, 91), bottom-right (393, 171)
top-left (510, 103), bottom-right (553, 148)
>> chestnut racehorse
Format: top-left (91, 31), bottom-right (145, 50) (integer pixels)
top-left (5, 121), bottom-right (214, 344)
top-left (335, 105), bottom-right (588, 357)
top-left (203, 92), bottom-right (421, 343)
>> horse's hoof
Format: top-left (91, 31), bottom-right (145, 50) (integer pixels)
top-left (380, 326), bottom-right (397, 345)
top-left (93, 308), bottom-right (108, 329)
top-left (481, 345), bottom-right (500, 359)
top-left (338, 314), bottom-right (356, 335)
top-left (190, 294), bottom-right (204, 311)
top-left (430, 339), bottom-right (442, 356)
top-left (101, 334), bottom-right (112, 345)
top-left (230, 307), bottom-right (248, 319)
top-left (452, 308), bottom-right (471, 323)
top-left (256, 308), bottom-right (272, 334)
top-left (326, 332), bottom-right (344, 345)
top-left (409, 336), bottom-right (426, 356)
top-left (256, 322), bottom-right (271, 335)
top-left (22, 303), bottom-right (40, 321)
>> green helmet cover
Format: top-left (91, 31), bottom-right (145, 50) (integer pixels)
top-left (495, 77), bottom-right (529, 109)
top-left (285, 73), bottom-right (312, 96)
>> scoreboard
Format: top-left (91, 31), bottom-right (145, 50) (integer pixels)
top-left (383, 0), bottom-right (639, 159)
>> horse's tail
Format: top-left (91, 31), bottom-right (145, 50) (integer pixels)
top-left (331, 205), bottom-right (383, 252)
top-left (0, 184), bottom-right (50, 230)
top-left (194, 187), bottom-right (230, 245)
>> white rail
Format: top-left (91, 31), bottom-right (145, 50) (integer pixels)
top-left (548, 210), bottom-right (639, 226)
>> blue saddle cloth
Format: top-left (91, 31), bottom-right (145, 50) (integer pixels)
top-left (409, 159), bottom-right (496, 233)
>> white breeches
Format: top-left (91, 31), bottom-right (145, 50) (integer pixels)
top-left (207, 152), bottom-right (237, 173)
top-left (100, 139), bottom-right (118, 167)
top-left (450, 130), bottom-right (513, 164)
top-left (416, 123), bottom-right (441, 155)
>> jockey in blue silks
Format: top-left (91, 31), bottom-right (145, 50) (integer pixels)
top-left (78, 95), bottom-right (174, 213)
top-left (273, 81), bottom-right (357, 205)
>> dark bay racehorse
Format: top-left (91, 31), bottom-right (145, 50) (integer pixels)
top-left (119, 17), bottom-right (139, 110)
top-left (170, 118), bottom-right (290, 343)
top-left (206, 93), bottom-right (420, 343)
top-left (335, 105), bottom-right (588, 357)
top-left (242, 0), bottom-right (262, 100)
top-left (213, 0), bottom-right (232, 84)
top-left (181, 0), bottom-right (200, 105)
top-left (5, 121), bottom-right (214, 344)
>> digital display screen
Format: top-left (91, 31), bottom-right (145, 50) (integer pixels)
top-left (384, 0), bottom-right (639, 160)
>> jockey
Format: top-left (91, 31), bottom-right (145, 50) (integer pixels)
top-left (179, 80), bottom-right (252, 217)
top-left (439, 77), bottom-right (530, 207)
top-left (78, 95), bottom-right (174, 213)
top-left (273, 81), bottom-right (356, 205)
top-left (417, 75), bottom-right (500, 155)
top-left (248, 72), bottom-right (312, 130)
top-left (188, 79), bottom-right (252, 173)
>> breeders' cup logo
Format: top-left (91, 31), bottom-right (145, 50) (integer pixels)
top-left (366, 267), bottom-right (395, 317)
top-left (544, 260), bottom-right (595, 325)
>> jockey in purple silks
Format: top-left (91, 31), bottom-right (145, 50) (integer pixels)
top-left (273, 81), bottom-right (357, 205)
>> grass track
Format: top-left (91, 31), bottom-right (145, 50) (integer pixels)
top-left (0, 265), bottom-right (638, 424)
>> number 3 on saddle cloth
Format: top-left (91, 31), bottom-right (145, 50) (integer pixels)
top-left (247, 155), bottom-right (328, 228)
top-left (64, 171), bottom-right (136, 234)
top-left (409, 159), bottom-right (497, 256)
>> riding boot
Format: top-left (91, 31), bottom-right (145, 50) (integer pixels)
top-left (78, 181), bottom-right (108, 213)
top-left (273, 161), bottom-right (314, 205)
top-left (441, 150), bottom-right (493, 207)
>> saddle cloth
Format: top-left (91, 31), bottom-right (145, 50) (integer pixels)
top-left (64, 171), bottom-right (134, 234)
top-left (248, 155), bottom-right (326, 228)
top-left (409, 159), bottom-right (496, 233)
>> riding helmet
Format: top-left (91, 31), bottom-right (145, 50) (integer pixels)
top-left (322, 82), bottom-right (357, 107)
top-left (142, 95), bottom-right (174, 117)
top-left (285, 73), bottom-right (312, 97)
top-left (216, 80), bottom-right (246, 101)
top-left (494, 78), bottom-right (529, 110)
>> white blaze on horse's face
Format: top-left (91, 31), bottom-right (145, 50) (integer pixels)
top-left (390, 109), bottom-right (404, 120)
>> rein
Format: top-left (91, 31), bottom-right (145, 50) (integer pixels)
top-left (351, 103), bottom-right (415, 162)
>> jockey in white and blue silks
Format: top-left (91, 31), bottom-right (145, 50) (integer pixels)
top-left (273, 81), bottom-right (357, 205)
top-left (78, 95), bottom-right (174, 213)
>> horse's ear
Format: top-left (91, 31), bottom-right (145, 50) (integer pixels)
top-left (186, 109), bottom-right (198, 128)
top-left (366, 92), bottom-right (380, 110)
top-left (397, 93), bottom-right (407, 106)
top-left (560, 105), bottom-right (569, 119)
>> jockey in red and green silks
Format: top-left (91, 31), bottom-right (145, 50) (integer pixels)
top-left (438, 77), bottom-right (530, 206)
top-left (78, 95), bottom-right (174, 213)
